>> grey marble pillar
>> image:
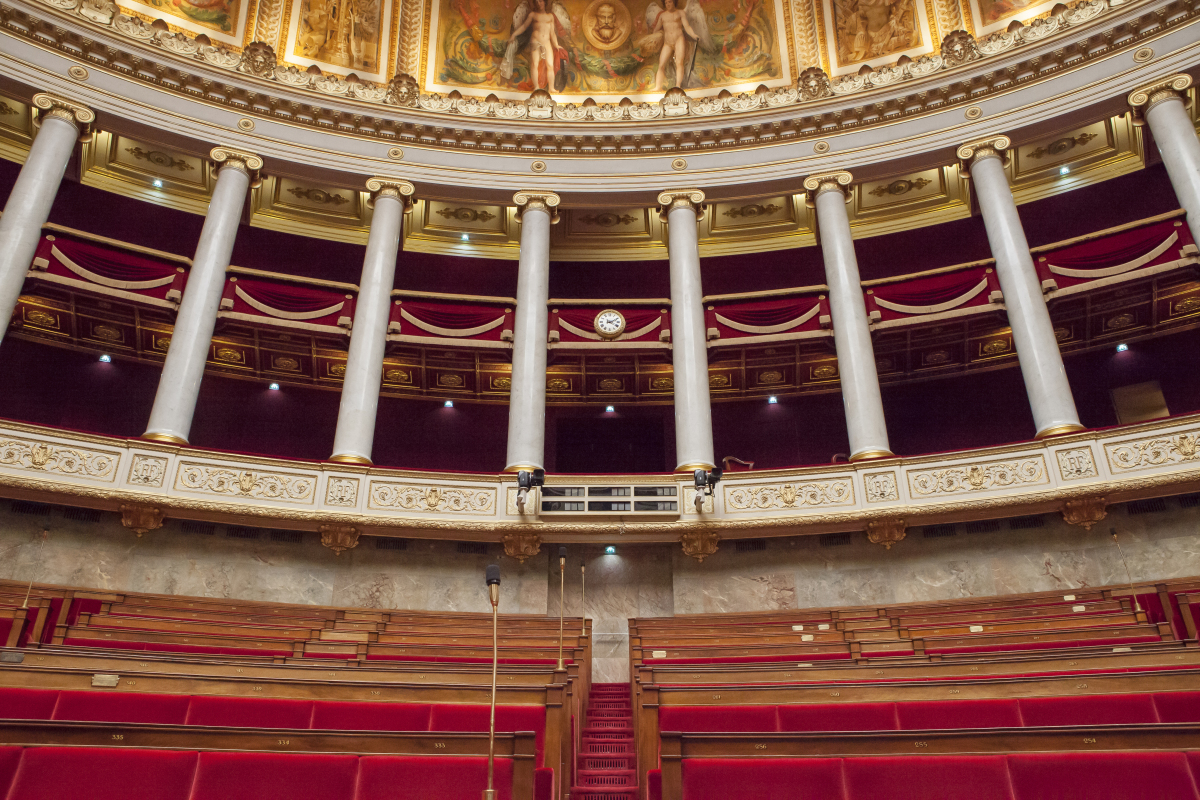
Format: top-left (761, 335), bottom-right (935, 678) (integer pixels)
top-left (1131, 75), bottom-right (1200, 248)
top-left (330, 178), bottom-right (414, 465)
top-left (659, 189), bottom-right (715, 472)
top-left (504, 190), bottom-right (559, 473)
top-left (959, 136), bottom-right (1083, 439)
top-left (144, 148), bottom-right (260, 444)
top-left (804, 172), bottom-right (893, 461)
top-left (0, 94), bottom-right (92, 347)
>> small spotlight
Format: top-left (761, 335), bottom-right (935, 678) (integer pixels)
top-left (605, 405), bottom-right (615, 413)
top-left (1116, 343), bottom-right (1129, 353)
top-left (768, 396), bottom-right (778, 404)
top-left (444, 400), bottom-right (454, 408)
top-left (98, 354), bottom-right (111, 363)
top-left (605, 546), bottom-right (616, 554)
top-left (268, 382), bottom-right (280, 390)
top-left (461, 234), bottom-right (469, 241)
top-left (152, 179), bottom-right (163, 188)
top-left (1059, 166), bottom-right (1069, 176)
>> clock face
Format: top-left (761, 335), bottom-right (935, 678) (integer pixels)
top-left (594, 309), bottom-right (626, 339)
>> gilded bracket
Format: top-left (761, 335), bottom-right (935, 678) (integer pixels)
top-left (320, 523), bottom-right (360, 554)
top-left (957, 135), bottom-right (1011, 171)
top-left (802, 171), bottom-right (853, 205)
top-left (1061, 495), bottom-right (1108, 530)
top-left (680, 528), bottom-right (719, 561)
top-left (119, 503), bottom-right (164, 537)
top-left (513, 190), bottom-right (561, 223)
top-left (366, 177), bottom-right (417, 211)
top-left (866, 517), bottom-right (906, 549)
top-left (1128, 74), bottom-right (1192, 123)
top-left (210, 146), bottom-right (264, 185)
top-left (502, 530), bottom-right (542, 563)
top-left (657, 189), bottom-right (706, 222)
top-left (31, 93), bottom-right (95, 141)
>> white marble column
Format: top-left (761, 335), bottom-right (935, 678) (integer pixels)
top-left (0, 94), bottom-right (93, 347)
top-left (330, 178), bottom-right (415, 465)
top-left (1131, 75), bottom-right (1200, 247)
top-left (659, 189), bottom-right (715, 472)
top-left (143, 147), bottom-right (261, 445)
top-left (959, 136), bottom-right (1083, 439)
top-left (504, 190), bottom-right (559, 473)
top-left (804, 172), bottom-right (893, 461)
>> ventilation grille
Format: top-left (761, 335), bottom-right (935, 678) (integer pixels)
top-left (735, 539), bottom-right (767, 552)
top-left (269, 530), bottom-right (304, 544)
top-left (819, 532), bottom-right (852, 547)
top-left (1126, 498), bottom-right (1169, 515)
top-left (1179, 493), bottom-right (1200, 509)
top-left (61, 507), bottom-right (101, 523)
top-left (181, 520), bottom-right (216, 535)
top-left (456, 542), bottom-right (489, 555)
top-left (375, 538), bottom-right (408, 550)
top-left (922, 524), bottom-right (957, 539)
top-left (226, 526), bottom-right (261, 540)
top-left (10, 501), bottom-right (51, 517)
top-left (1008, 515), bottom-right (1045, 530)
top-left (964, 520), bottom-right (1002, 534)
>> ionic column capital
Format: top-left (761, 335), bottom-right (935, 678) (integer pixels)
top-left (209, 146), bottom-right (263, 184)
top-left (657, 188), bottom-right (706, 221)
top-left (366, 176), bottom-right (416, 210)
top-left (513, 189), bottom-right (561, 222)
top-left (1128, 74), bottom-right (1193, 123)
top-left (31, 93), bottom-right (94, 139)
top-left (957, 135), bottom-right (1011, 171)
top-left (803, 171), bottom-right (853, 204)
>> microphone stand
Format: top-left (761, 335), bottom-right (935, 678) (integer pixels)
top-left (484, 579), bottom-right (499, 800)
top-left (580, 561), bottom-right (586, 637)
top-left (557, 550), bottom-right (566, 670)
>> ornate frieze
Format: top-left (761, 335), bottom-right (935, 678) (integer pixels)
top-left (127, 454), bottom-right (168, 488)
top-left (680, 530), bottom-right (719, 562)
top-left (320, 524), bottom-right (359, 554)
top-left (325, 478), bottom-right (360, 507)
top-left (0, 436), bottom-right (119, 481)
top-left (1056, 448), bottom-right (1098, 481)
top-left (502, 531), bottom-right (541, 563)
top-left (119, 503), bottom-right (163, 537)
top-left (866, 517), bottom-right (906, 549)
top-left (368, 482), bottom-right (496, 514)
top-left (173, 462), bottom-right (316, 503)
top-left (725, 480), bottom-right (854, 512)
top-left (863, 472), bottom-right (899, 503)
top-left (1106, 431), bottom-right (1200, 474)
top-left (908, 456), bottom-right (1048, 496)
top-left (1061, 496), bottom-right (1108, 530)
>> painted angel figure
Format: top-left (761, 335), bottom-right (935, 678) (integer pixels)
top-left (644, 0), bottom-right (713, 92)
top-left (502, 0), bottom-right (571, 93)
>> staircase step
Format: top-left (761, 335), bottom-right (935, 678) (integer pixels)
top-left (578, 770), bottom-right (637, 788)
top-left (570, 790), bottom-right (638, 800)
top-left (583, 756), bottom-right (634, 770)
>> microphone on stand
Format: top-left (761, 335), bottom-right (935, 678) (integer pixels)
top-left (484, 564), bottom-right (501, 800)
top-left (556, 546), bottom-right (567, 670)
top-left (580, 558), bottom-right (586, 637)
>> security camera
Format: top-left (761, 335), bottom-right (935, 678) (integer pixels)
top-left (693, 467), bottom-right (723, 510)
top-left (515, 468), bottom-right (546, 511)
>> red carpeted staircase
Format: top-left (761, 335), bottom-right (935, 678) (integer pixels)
top-left (572, 682), bottom-right (637, 800)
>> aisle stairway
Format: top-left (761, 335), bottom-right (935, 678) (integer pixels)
top-left (572, 682), bottom-right (637, 800)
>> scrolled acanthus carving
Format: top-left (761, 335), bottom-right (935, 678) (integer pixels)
top-left (119, 503), bottom-right (164, 537)
top-left (502, 531), bottom-right (541, 563)
top-left (866, 517), bottom-right (906, 549)
top-left (320, 523), bottom-right (359, 554)
top-left (1061, 496), bottom-right (1107, 530)
top-left (680, 529), bottom-right (719, 562)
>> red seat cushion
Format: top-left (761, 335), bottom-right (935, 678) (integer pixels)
top-left (778, 703), bottom-right (897, 732)
top-left (311, 701), bottom-right (432, 732)
top-left (1007, 752), bottom-right (1200, 800)
top-left (1155, 692), bottom-right (1200, 723)
top-left (190, 752), bottom-right (357, 800)
top-left (681, 757), bottom-right (845, 800)
top-left (7, 747), bottom-right (198, 800)
top-left (535, 767), bottom-right (554, 800)
top-left (647, 768), bottom-right (662, 800)
top-left (428, 705), bottom-right (546, 765)
top-left (0, 689), bottom-right (59, 720)
top-left (356, 755), bottom-right (513, 800)
top-left (896, 699), bottom-right (1022, 730)
top-left (0, 747), bottom-right (21, 797)
top-left (844, 755), bottom-right (1014, 800)
top-left (52, 691), bottom-right (190, 725)
top-left (660, 705), bottom-right (778, 733)
top-left (185, 696), bottom-right (314, 729)
top-left (1017, 694), bottom-right (1159, 727)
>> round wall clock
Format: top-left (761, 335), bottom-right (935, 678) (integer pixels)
top-left (594, 309), bottom-right (626, 339)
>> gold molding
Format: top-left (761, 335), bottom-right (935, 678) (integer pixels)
top-left (849, 449), bottom-right (895, 463)
top-left (802, 171), bottom-right (853, 203)
top-left (119, 503), bottom-right (164, 537)
top-left (329, 454), bottom-right (373, 466)
top-left (512, 190), bottom-right (562, 222)
top-left (1061, 495), bottom-right (1108, 530)
top-left (30, 93), bottom-right (94, 139)
top-left (502, 531), bottom-right (541, 563)
top-left (366, 177), bottom-right (417, 208)
top-left (319, 523), bottom-right (360, 554)
top-left (209, 146), bottom-right (264, 178)
top-left (957, 135), bottom-right (1012, 171)
top-left (680, 529), bottom-right (719, 561)
top-left (1128, 74), bottom-right (1193, 122)
top-left (141, 432), bottom-right (188, 445)
top-left (866, 517), bottom-right (906, 549)
top-left (657, 189), bottom-right (707, 221)
top-left (1036, 423), bottom-right (1088, 439)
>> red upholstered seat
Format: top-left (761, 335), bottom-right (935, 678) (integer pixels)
top-left (311, 701), bottom-right (433, 732)
top-left (1017, 694), bottom-right (1159, 727)
top-left (660, 705), bottom-right (779, 733)
top-left (843, 755), bottom-right (1014, 800)
top-left (185, 696), bottom-right (315, 729)
top-left (681, 757), bottom-right (846, 800)
top-left (52, 690), bottom-right (190, 725)
top-left (647, 653), bottom-right (851, 665)
top-left (1006, 752), bottom-right (1200, 800)
top-left (777, 703), bottom-right (897, 732)
top-left (7, 747), bottom-right (198, 800)
top-left (190, 751), bottom-right (358, 800)
top-left (0, 747), bottom-right (21, 797)
top-left (535, 766), bottom-right (554, 800)
top-left (896, 699), bottom-right (1023, 730)
top-left (427, 704), bottom-right (546, 765)
top-left (647, 768), bottom-right (662, 800)
top-left (1154, 692), bottom-right (1200, 723)
top-left (0, 688), bottom-right (59, 720)
top-left (355, 755), bottom-right (513, 800)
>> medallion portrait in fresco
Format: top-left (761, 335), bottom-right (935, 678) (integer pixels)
top-left (428, 0), bottom-right (786, 97)
top-left (138, 0), bottom-right (240, 34)
top-left (292, 0), bottom-right (384, 72)
top-left (830, 0), bottom-right (921, 65)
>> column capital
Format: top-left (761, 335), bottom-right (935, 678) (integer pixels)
top-left (209, 146), bottom-right (263, 183)
top-left (31, 93), bottom-right (94, 139)
top-left (513, 189), bottom-right (561, 221)
top-left (956, 135), bottom-right (1011, 171)
top-left (1128, 74), bottom-right (1192, 123)
top-left (365, 177), bottom-right (416, 210)
top-left (802, 171), bottom-right (853, 204)
top-left (657, 188), bottom-right (706, 221)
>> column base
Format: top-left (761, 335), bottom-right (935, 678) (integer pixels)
top-left (329, 454), bottom-right (373, 466)
top-left (1035, 423), bottom-right (1087, 439)
top-left (675, 461), bottom-right (716, 473)
top-left (849, 449), bottom-right (895, 462)
top-left (141, 432), bottom-right (188, 445)
top-left (504, 463), bottom-right (543, 473)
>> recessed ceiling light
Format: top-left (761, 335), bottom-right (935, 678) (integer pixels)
top-left (268, 382), bottom-right (280, 390)
top-left (605, 546), bottom-right (616, 554)
top-left (461, 234), bottom-right (469, 241)
top-left (152, 179), bottom-right (163, 188)
top-left (1059, 166), bottom-right (1069, 175)
top-left (98, 354), bottom-right (111, 363)
top-left (768, 396), bottom-right (778, 404)
top-left (1116, 343), bottom-right (1128, 352)
top-left (444, 400), bottom-right (454, 408)
top-left (605, 405), bottom-right (615, 412)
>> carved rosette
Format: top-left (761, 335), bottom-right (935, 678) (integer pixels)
top-left (513, 190), bottom-right (561, 222)
top-left (866, 517), bottom-right (906, 549)
top-left (210, 146), bottom-right (264, 182)
top-left (1061, 496), bottom-right (1108, 530)
top-left (680, 529), bottom-right (719, 561)
top-left (31, 93), bottom-right (94, 139)
top-left (366, 177), bottom-right (416, 210)
top-left (1128, 74), bottom-right (1192, 122)
top-left (956, 135), bottom-right (1011, 171)
top-left (502, 531), bottom-right (542, 563)
top-left (657, 189), bottom-right (706, 222)
top-left (802, 171), bottom-right (853, 204)
top-left (320, 523), bottom-right (359, 554)
top-left (119, 503), bottom-right (164, 537)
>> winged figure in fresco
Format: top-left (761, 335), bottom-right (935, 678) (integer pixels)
top-left (502, 0), bottom-right (572, 92)
top-left (640, 0), bottom-right (714, 91)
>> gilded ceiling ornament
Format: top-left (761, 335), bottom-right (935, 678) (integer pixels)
top-left (579, 212), bottom-right (636, 226)
top-left (1106, 313), bottom-right (1136, 330)
top-left (1027, 132), bottom-right (1096, 159)
top-left (796, 67), bottom-right (832, 101)
top-left (320, 523), bottom-right (359, 555)
top-left (119, 503), bottom-right (164, 537)
top-left (940, 30), bottom-right (981, 68)
top-left (437, 207), bottom-right (496, 222)
top-left (957, 135), bottom-right (1011, 170)
top-left (653, 377), bottom-right (675, 390)
top-left (210, 147), bottom-right (264, 177)
top-left (547, 378), bottom-right (571, 391)
top-left (31, 93), bottom-right (94, 136)
top-left (365, 177), bottom-right (417, 207)
top-left (287, 186), bottom-right (349, 205)
top-left (724, 203), bottom-right (782, 218)
top-left (0, 102), bottom-right (15, 116)
top-left (866, 517), bottom-right (906, 549)
top-left (513, 190), bottom-right (561, 221)
top-left (238, 41), bottom-right (278, 79)
top-left (438, 374), bottom-right (464, 387)
top-left (680, 529), bottom-right (719, 561)
top-left (1061, 496), bottom-right (1107, 529)
top-left (67, 65), bottom-right (89, 81)
top-left (125, 147), bottom-right (195, 172)
top-left (868, 178), bottom-right (931, 197)
top-left (502, 531), bottom-right (542, 563)
top-left (657, 189), bottom-right (706, 220)
top-left (1175, 297), bottom-right (1200, 315)
top-left (803, 171), bottom-right (853, 202)
top-left (385, 72), bottom-right (420, 107)
top-left (708, 375), bottom-right (728, 387)
top-left (1128, 74), bottom-right (1192, 121)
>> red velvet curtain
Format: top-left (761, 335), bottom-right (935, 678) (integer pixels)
top-left (234, 279), bottom-right (345, 313)
top-left (557, 308), bottom-right (660, 331)
top-left (402, 302), bottom-right (504, 328)
top-left (50, 237), bottom-right (179, 282)
top-left (871, 269), bottom-right (986, 306)
top-left (1043, 218), bottom-right (1187, 269)
top-left (713, 300), bottom-right (816, 327)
